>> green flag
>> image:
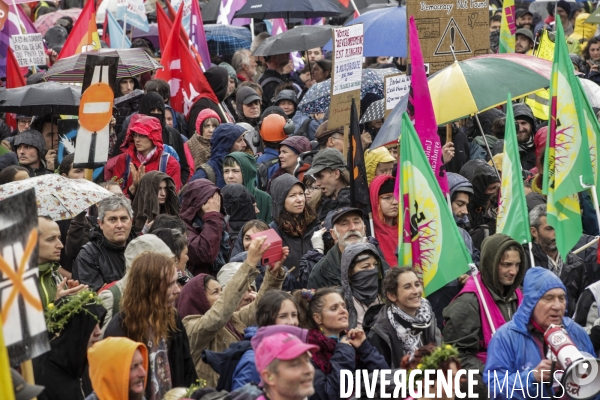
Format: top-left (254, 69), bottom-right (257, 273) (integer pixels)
top-left (575, 77), bottom-right (600, 203)
top-left (543, 20), bottom-right (594, 260)
top-left (497, 93), bottom-right (531, 245)
top-left (398, 112), bottom-right (471, 295)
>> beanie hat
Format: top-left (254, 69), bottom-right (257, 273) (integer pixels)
top-left (279, 136), bottom-right (311, 155)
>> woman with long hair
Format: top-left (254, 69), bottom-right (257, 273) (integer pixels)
top-left (104, 252), bottom-right (197, 399)
top-left (294, 287), bottom-right (388, 400)
top-left (132, 171), bottom-right (180, 233)
top-left (231, 290), bottom-right (301, 389)
top-left (368, 267), bottom-right (440, 369)
top-left (269, 174), bottom-right (320, 274)
top-left (175, 236), bottom-right (288, 388)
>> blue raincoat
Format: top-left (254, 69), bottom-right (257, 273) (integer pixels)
top-left (483, 267), bottom-right (598, 400)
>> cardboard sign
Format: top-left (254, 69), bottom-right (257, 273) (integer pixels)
top-left (0, 189), bottom-right (50, 365)
top-left (385, 73), bottom-right (410, 117)
top-left (10, 33), bottom-right (45, 67)
top-left (329, 23), bottom-right (363, 140)
top-left (74, 55), bottom-right (118, 169)
top-left (331, 24), bottom-right (364, 96)
top-left (407, 0), bottom-right (489, 74)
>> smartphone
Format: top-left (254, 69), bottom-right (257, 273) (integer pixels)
top-left (249, 229), bottom-right (283, 266)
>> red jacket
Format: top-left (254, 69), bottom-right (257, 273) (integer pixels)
top-left (105, 115), bottom-right (182, 195)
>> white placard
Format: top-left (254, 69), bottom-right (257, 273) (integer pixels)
top-left (332, 24), bottom-right (364, 96)
top-left (385, 74), bottom-right (411, 111)
top-left (10, 34), bottom-right (45, 67)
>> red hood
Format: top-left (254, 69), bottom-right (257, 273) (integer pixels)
top-left (122, 114), bottom-right (164, 155)
top-left (369, 174), bottom-right (398, 267)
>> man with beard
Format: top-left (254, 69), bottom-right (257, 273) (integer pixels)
top-left (308, 208), bottom-right (390, 289)
top-left (515, 29), bottom-right (534, 55)
top-left (513, 103), bottom-right (537, 171)
top-left (515, 9), bottom-right (533, 30)
top-left (258, 53), bottom-right (291, 108)
top-left (307, 148), bottom-right (351, 221)
top-left (529, 204), bottom-right (587, 317)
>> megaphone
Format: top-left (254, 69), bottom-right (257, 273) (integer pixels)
top-left (544, 324), bottom-right (600, 399)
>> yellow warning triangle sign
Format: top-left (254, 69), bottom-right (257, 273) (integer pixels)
top-left (434, 17), bottom-right (471, 56)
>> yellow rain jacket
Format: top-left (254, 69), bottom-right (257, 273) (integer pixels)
top-left (365, 146), bottom-right (396, 185)
top-left (567, 13), bottom-right (596, 56)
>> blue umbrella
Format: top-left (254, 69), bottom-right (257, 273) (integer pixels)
top-left (323, 5), bottom-right (406, 57)
top-left (370, 92), bottom-right (408, 149)
top-left (298, 69), bottom-right (384, 115)
top-left (204, 24), bottom-right (252, 55)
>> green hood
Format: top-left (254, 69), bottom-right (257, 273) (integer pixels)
top-left (479, 233), bottom-right (526, 297)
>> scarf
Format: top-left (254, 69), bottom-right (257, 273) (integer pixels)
top-left (350, 269), bottom-right (379, 306)
top-left (547, 254), bottom-right (564, 278)
top-left (187, 135), bottom-right (212, 168)
top-left (136, 147), bottom-right (157, 165)
top-left (387, 301), bottom-right (433, 355)
top-left (307, 329), bottom-right (338, 374)
top-left (518, 136), bottom-right (535, 155)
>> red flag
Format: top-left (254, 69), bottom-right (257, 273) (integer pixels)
top-left (5, 47), bottom-right (26, 130)
top-left (57, 0), bottom-right (100, 59)
top-left (157, 4), bottom-right (204, 67)
top-left (339, 0), bottom-right (350, 8)
top-left (155, 6), bottom-right (217, 117)
top-left (102, 11), bottom-right (110, 47)
top-left (165, 0), bottom-right (177, 21)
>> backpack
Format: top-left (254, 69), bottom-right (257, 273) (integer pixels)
top-left (197, 163), bottom-right (216, 184)
top-left (259, 76), bottom-right (284, 89)
top-left (108, 284), bottom-right (122, 316)
top-left (256, 158), bottom-right (279, 191)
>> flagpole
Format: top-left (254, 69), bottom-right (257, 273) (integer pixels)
top-left (12, 0), bottom-right (24, 34)
top-left (472, 266), bottom-right (497, 335)
top-left (250, 18), bottom-right (255, 40)
top-left (474, 113), bottom-right (501, 181)
top-left (528, 242), bottom-right (536, 268)
top-left (588, 185), bottom-right (600, 237)
top-left (350, 0), bottom-right (361, 16)
top-left (122, 13), bottom-right (128, 49)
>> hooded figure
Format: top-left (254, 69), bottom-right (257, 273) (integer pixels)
top-left (176, 261), bottom-right (286, 388)
top-left (221, 184), bottom-right (257, 239)
top-left (340, 243), bottom-right (385, 329)
top-left (137, 92), bottom-right (190, 183)
top-left (188, 66), bottom-right (232, 134)
top-left (269, 174), bottom-right (320, 274)
top-left (131, 171), bottom-right (180, 233)
top-left (189, 123), bottom-right (247, 187)
top-left (235, 87), bottom-right (262, 128)
top-left (266, 135), bottom-right (312, 192)
top-left (86, 337), bottom-right (148, 400)
top-left (369, 175), bottom-right (398, 267)
top-left (180, 179), bottom-right (229, 275)
top-left (483, 267), bottom-right (598, 399)
top-left (443, 234), bottom-right (526, 373)
top-left (365, 146), bottom-right (395, 185)
top-left (104, 114), bottom-right (182, 195)
top-left (512, 103), bottom-right (537, 171)
top-left (184, 109), bottom-right (222, 172)
top-left (33, 297), bottom-right (107, 400)
top-left (13, 129), bottom-right (51, 176)
top-left (226, 152), bottom-right (273, 224)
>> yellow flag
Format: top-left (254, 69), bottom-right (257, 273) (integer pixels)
top-left (0, 319), bottom-right (16, 400)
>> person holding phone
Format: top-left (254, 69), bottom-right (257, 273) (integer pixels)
top-left (176, 236), bottom-right (289, 388)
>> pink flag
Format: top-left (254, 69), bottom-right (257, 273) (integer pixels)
top-left (190, 0), bottom-right (211, 70)
top-left (407, 16), bottom-right (448, 195)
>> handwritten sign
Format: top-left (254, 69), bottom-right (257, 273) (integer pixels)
top-left (10, 34), bottom-right (45, 67)
top-left (332, 24), bottom-right (364, 96)
top-left (385, 74), bottom-right (411, 117)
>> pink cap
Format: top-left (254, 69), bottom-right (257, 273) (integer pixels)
top-left (255, 332), bottom-right (318, 374)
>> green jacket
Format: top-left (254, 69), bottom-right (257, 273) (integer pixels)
top-left (225, 152), bottom-right (273, 224)
top-left (37, 262), bottom-right (63, 309)
top-left (442, 234), bottom-right (526, 373)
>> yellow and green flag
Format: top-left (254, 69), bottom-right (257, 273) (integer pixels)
top-left (499, 0), bottom-right (516, 53)
top-left (497, 93), bottom-right (531, 245)
top-left (543, 20), bottom-right (594, 261)
top-left (525, 30), bottom-right (555, 120)
top-left (398, 112), bottom-right (471, 295)
top-left (575, 76), bottom-right (600, 202)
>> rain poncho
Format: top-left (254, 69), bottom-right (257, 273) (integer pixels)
top-left (131, 171), bottom-right (179, 233)
top-left (483, 267), bottom-right (598, 399)
top-left (369, 175), bottom-right (398, 267)
top-left (567, 13), bottom-right (596, 56)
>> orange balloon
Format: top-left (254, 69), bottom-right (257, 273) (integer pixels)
top-left (79, 82), bottom-right (114, 132)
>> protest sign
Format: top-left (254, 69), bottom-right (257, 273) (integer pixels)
top-left (10, 34), bottom-right (45, 67)
top-left (329, 23), bottom-right (363, 140)
top-left (385, 73), bottom-right (410, 118)
top-left (407, 0), bottom-right (489, 74)
top-left (116, 0), bottom-right (150, 32)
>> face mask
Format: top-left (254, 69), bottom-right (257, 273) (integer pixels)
top-left (350, 268), bottom-right (379, 306)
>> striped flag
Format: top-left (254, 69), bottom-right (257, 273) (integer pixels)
top-left (398, 112), bottom-right (472, 295)
top-left (496, 93), bottom-right (531, 245)
top-left (499, 0), bottom-right (516, 53)
top-left (57, 0), bottom-right (100, 59)
top-left (543, 20), bottom-right (594, 260)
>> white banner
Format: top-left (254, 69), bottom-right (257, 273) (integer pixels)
top-left (10, 34), bottom-right (45, 67)
top-left (385, 74), bottom-right (411, 112)
top-left (332, 24), bottom-right (364, 96)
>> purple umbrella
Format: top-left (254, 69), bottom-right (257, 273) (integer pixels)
top-left (132, 23), bottom-right (159, 52)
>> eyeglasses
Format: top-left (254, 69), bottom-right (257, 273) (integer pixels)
top-left (305, 186), bottom-right (317, 194)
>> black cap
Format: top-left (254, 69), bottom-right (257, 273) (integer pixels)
top-left (515, 9), bottom-right (533, 19)
top-left (330, 207), bottom-right (365, 226)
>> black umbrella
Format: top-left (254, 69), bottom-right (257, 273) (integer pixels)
top-left (233, 0), bottom-right (341, 19)
top-left (0, 82), bottom-right (81, 116)
top-left (253, 25), bottom-right (337, 56)
top-left (199, 0), bottom-right (221, 22)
